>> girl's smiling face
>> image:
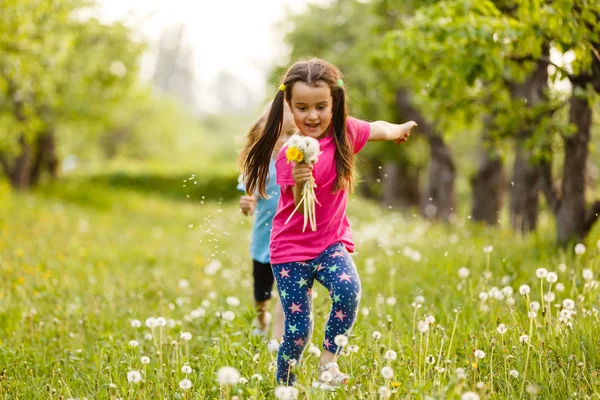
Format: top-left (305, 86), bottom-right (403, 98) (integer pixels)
top-left (288, 80), bottom-right (333, 140)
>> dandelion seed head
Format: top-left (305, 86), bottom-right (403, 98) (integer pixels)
top-left (563, 299), bottom-right (575, 310)
top-left (141, 356), bottom-right (150, 364)
top-left (555, 283), bottom-right (565, 292)
top-left (127, 370), bottom-right (142, 384)
top-left (130, 319), bottom-right (141, 328)
top-left (128, 340), bottom-right (139, 348)
top-left (546, 272), bottom-right (558, 283)
top-left (582, 269), bottom-right (593, 281)
top-left (178, 279), bottom-right (190, 290)
top-left (217, 366), bottom-right (240, 385)
top-left (268, 340), bottom-right (280, 353)
top-left (483, 245), bottom-right (493, 253)
top-left (461, 391), bottom-right (480, 400)
top-left (251, 373), bottom-right (263, 381)
top-left (181, 365), bottom-right (192, 374)
top-left (519, 285), bottom-right (530, 295)
top-left (426, 355), bottom-right (435, 364)
top-left (145, 318), bottom-right (157, 328)
top-left (155, 317), bottom-right (167, 327)
top-left (458, 267), bottom-right (470, 279)
top-left (497, 324), bottom-right (507, 334)
top-left (519, 334), bottom-right (529, 343)
top-left (179, 378), bottom-right (192, 390)
top-left (474, 349), bottom-right (485, 359)
top-left (536, 268), bottom-right (548, 278)
top-left (381, 366), bottom-right (394, 379)
top-left (530, 301), bottom-right (540, 312)
top-left (544, 291), bottom-right (556, 302)
top-left (372, 331), bottom-right (382, 340)
top-left (385, 350), bottom-right (397, 361)
top-left (378, 386), bottom-right (392, 399)
top-left (574, 243), bottom-right (586, 255)
top-left (221, 311), bottom-right (235, 321)
top-left (334, 335), bottom-right (348, 347)
top-left (509, 369), bottom-right (519, 378)
top-left (307, 343), bottom-right (320, 356)
top-left (180, 332), bottom-right (192, 341)
top-left (320, 371), bottom-right (333, 383)
top-left (455, 368), bottom-right (466, 379)
top-left (226, 296), bottom-right (240, 307)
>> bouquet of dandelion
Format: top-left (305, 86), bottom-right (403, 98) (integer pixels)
top-left (284, 134), bottom-right (321, 232)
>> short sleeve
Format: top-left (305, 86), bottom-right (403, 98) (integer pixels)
top-left (347, 117), bottom-right (370, 154)
top-left (236, 174), bottom-right (246, 192)
top-left (275, 147), bottom-right (296, 186)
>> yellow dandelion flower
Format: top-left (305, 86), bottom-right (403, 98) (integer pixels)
top-left (392, 381), bottom-right (401, 387)
top-left (286, 146), bottom-right (304, 163)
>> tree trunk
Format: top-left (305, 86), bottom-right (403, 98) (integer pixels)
top-left (10, 135), bottom-right (33, 190)
top-left (382, 161), bottom-right (421, 208)
top-left (508, 50), bottom-right (549, 233)
top-left (395, 88), bottom-right (456, 221)
top-left (556, 84), bottom-right (593, 245)
top-left (30, 129), bottom-right (59, 186)
top-left (471, 115), bottom-right (505, 225)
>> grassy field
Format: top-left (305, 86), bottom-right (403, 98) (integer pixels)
top-left (0, 170), bottom-right (599, 400)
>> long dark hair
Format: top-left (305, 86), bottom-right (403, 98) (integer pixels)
top-left (244, 58), bottom-right (353, 198)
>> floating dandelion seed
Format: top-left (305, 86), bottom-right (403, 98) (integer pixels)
top-left (536, 268), bottom-right (548, 278)
top-left (130, 319), bottom-right (141, 328)
top-left (217, 366), bottom-right (240, 385)
top-left (385, 350), bottom-right (397, 361)
top-left (179, 378), bottom-right (192, 390)
top-left (127, 370), bottom-right (142, 383)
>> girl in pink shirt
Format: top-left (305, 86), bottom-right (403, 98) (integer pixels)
top-left (243, 58), bottom-right (415, 388)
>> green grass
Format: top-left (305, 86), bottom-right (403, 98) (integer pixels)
top-left (0, 174), bottom-right (599, 399)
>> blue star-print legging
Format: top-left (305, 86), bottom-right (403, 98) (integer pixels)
top-left (271, 242), bottom-right (361, 385)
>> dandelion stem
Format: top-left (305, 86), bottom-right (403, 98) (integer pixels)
top-left (520, 317), bottom-right (534, 398)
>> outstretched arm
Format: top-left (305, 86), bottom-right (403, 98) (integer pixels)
top-left (368, 120), bottom-right (417, 143)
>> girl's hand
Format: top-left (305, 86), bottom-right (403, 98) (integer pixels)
top-left (292, 163), bottom-right (313, 186)
top-left (239, 195), bottom-right (257, 215)
top-left (394, 121), bottom-right (417, 144)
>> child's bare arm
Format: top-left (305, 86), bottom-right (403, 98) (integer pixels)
top-left (239, 195), bottom-right (258, 215)
top-left (368, 120), bottom-right (417, 143)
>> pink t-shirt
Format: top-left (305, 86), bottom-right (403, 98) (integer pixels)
top-left (270, 117), bottom-right (371, 264)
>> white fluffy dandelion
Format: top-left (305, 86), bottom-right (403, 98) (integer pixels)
top-left (372, 331), bottom-right (382, 340)
top-left (546, 272), bottom-right (558, 283)
top-left (536, 268), bottom-right (548, 278)
top-left (127, 370), bottom-right (142, 384)
top-left (180, 332), bottom-right (192, 341)
top-left (130, 319), bottom-right (141, 328)
top-left (155, 317), bottom-right (167, 327)
top-left (509, 369), bottom-right (519, 378)
top-left (483, 245), bottom-right (493, 253)
top-left (128, 340), bottom-right (139, 348)
top-left (519, 334), bottom-right (529, 343)
top-left (458, 267), bottom-right (470, 279)
top-left (497, 324), bottom-right (507, 334)
top-left (519, 285), bottom-right (530, 295)
top-left (474, 349), bottom-right (485, 359)
top-left (217, 366), bottom-right (240, 385)
top-left (574, 243), bottom-right (586, 255)
top-left (145, 317), bottom-right (157, 328)
top-left (462, 391), bottom-right (480, 400)
top-left (563, 299), bottom-right (575, 310)
top-left (182, 365), bottom-right (192, 374)
top-left (226, 296), bottom-right (240, 307)
top-left (274, 386), bottom-right (298, 400)
top-left (384, 350), bottom-right (397, 361)
top-left (334, 335), bottom-right (348, 347)
top-left (582, 269), bottom-right (594, 281)
top-left (179, 378), bottom-right (192, 390)
top-left (221, 311), bottom-right (235, 321)
top-left (381, 366), bottom-right (394, 379)
top-left (268, 339), bottom-right (280, 353)
top-left (378, 386), bottom-right (392, 399)
top-left (141, 356), bottom-right (150, 364)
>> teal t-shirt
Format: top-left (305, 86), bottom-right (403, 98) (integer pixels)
top-left (237, 159), bottom-right (279, 264)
